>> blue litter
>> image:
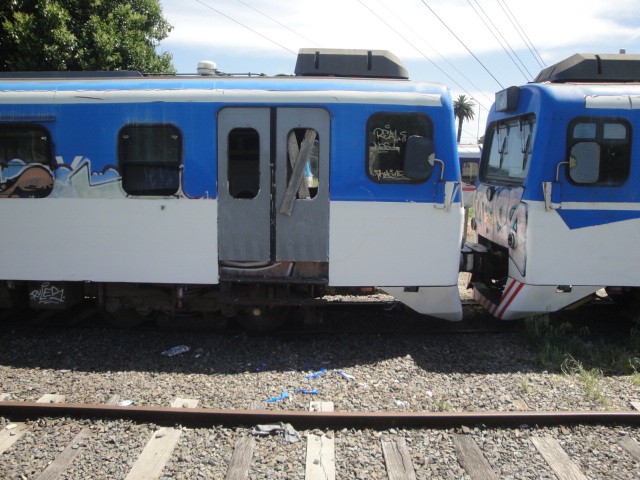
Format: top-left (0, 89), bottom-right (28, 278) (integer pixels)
top-left (305, 368), bottom-right (327, 379)
top-left (333, 369), bottom-right (355, 380)
top-left (294, 388), bottom-right (319, 395)
top-left (267, 390), bottom-right (289, 403)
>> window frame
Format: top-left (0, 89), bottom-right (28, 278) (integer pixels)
top-left (480, 113), bottom-right (536, 186)
top-left (0, 123), bottom-right (52, 167)
top-left (118, 123), bottom-right (183, 196)
top-left (565, 116), bottom-right (631, 187)
top-left (365, 111), bottom-right (433, 184)
top-left (227, 127), bottom-right (261, 199)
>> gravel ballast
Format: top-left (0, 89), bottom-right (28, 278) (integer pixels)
top-left (0, 306), bottom-right (638, 479)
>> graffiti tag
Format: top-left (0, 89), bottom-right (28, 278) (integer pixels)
top-left (372, 169), bottom-right (409, 181)
top-left (372, 125), bottom-right (407, 152)
top-left (29, 282), bottom-right (65, 305)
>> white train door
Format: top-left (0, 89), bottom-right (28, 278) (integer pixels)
top-left (217, 107), bottom-right (330, 264)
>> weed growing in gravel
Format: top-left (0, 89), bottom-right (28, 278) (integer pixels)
top-left (523, 314), bottom-right (640, 377)
top-left (561, 356), bottom-right (608, 408)
top-left (519, 377), bottom-right (530, 394)
top-left (435, 398), bottom-right (451, 412)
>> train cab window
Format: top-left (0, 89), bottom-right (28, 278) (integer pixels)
top-left (366, 112), bottom-right (432, 183)
top-left (482, 115), bottom-right (536, 185)
top-left (228, 128), bottom-right (260, 199)
top-left (567, 119), bottom-right (630, 186)
top-left (119, 124), bottom-right (182, 196)
top-left (0, 125), bottom-right (51, 166)
top-left (286, 128), bottom-right (319, 199)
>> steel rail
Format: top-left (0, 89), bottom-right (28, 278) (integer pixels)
top-left (0, 401), bottom-right (638, 429)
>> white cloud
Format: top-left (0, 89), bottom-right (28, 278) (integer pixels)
top-left (161, 0), bottom-right (639, 59)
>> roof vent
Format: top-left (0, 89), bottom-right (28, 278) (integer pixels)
top-left (294, 48), bottom-right (409, 79)
top-left (534, 53), bottom-right (640, 83)
top-left (197, 60), bottom-right (217, 76)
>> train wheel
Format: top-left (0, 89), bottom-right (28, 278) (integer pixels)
top-left (236, 306), bottom-right (290, 332)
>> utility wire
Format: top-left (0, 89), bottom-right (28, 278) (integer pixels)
top-left (357, 0), bottom-right (491, 111)
top-left (370, 0), bottom-right (493, 107)
top-left (496, 0), bottom-right (545, 68)
top-left (235, 0), bottom-right (320, 47)
top-left (419, 0), bottom-right (503, 89)
top-left (467, 0), bottom-right (533, 81)
top-left (193, 0), bottom-right (296, 55)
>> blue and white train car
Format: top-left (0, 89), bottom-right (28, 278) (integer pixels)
top-left (0, 49), bottom-right (464, 328)
top-left (464, 53), bottom-right (640, 319)
top-left (459, 143), bottom-right (482, 207)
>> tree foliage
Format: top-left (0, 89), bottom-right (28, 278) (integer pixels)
top-left (453, 94), bottom-right (476, 144)
top-left (0, 0), bottom-right (174, 73)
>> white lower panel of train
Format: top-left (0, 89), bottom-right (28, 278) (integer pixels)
top-left (525, 201), bottom-right (640, 286)
top-left (474, 279), bottom-right (602, 320)
top-left (0, 198), bottom-right (219, 284)
top-left (1, 198), bottom-right (464, 320)
top-left (329, 200), bottom-right (464, 320)
top-left (474, 199), bottom-right (640, 319)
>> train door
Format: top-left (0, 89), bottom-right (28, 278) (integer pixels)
top-left (217, 107), bottom-right (330, 264)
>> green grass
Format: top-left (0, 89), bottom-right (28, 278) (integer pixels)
top-left (523, 314), bottom-right (640, 406)
top-left (561, 356), bottom-right (608, 407)
top-left (523, 315), bottom-right (640, 375)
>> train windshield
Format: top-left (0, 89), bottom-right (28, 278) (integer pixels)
top-left (481, 114), bottom-right (536, 185)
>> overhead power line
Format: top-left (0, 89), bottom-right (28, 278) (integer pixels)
top-left (193, 0), bottom-right (296, 55)
top-left (369, 0), bottom-right (493, 107)
top-left (357, 0), bottom-right (491, 111)
top-left (235, 0), bottom-right (320, 48)
top-left (467, 0), bottom-right (533, 81)
top-left (419, 0), bottom-right (504, 89)
top-left (495, 0), bottom-right (545, 69)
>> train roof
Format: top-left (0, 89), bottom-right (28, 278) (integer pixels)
top-left (0, 48), bottom-right (410, 82)
top-left (0, 75), bottom-right (444, 91)
top-left (0, 47), bottom-right (445, 100)
top-left (534, 53), bottom-right (640, 83)
top-left (494, 53), bottom-right (640, 114)
top-left (0, 76), bottom-right (450, 111)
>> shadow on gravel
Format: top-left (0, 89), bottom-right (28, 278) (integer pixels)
top-left (0, 302), bottom-right (634, 378)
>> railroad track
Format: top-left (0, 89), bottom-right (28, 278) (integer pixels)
top-left (1, 394), bottom-right (639, 479)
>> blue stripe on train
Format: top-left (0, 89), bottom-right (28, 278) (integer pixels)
top-left (557, 209), bottom-right (640, 229)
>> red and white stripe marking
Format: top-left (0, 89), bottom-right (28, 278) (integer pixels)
top-left (474, 278), bottom-right (525, 319)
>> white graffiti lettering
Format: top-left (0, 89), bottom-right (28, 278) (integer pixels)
top-left (372, 125), bottom-right (407, 152)
top-left (29, 282), bottom-right (65, 305)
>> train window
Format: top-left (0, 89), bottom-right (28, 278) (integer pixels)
top-left (461, 161), bottom-right (479, 184)
top-left (119, 124), bottom-right (182, 196)
top-left (286, 128), bottom-right (319, 199)
top-left (0, 125), bottom-right (51, 166)
top-left (366, 112), bottom-right (432, 183)
top-left (228, 128), bottom-right (260, 199)
top-left (573, 123), bottom-right (596, 139)
top-left (482, 115), bottom-right (536, 185)
top-left (567, 118), bottom-right (630, 186)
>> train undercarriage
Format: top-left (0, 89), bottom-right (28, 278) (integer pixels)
top-left (0, 261), bottom-right (366, 331)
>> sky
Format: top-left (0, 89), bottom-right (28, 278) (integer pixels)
top-left (157, 0), bottom-right (640, 144)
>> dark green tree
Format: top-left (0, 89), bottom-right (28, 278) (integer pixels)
top-left (453, 94), bottom-right (476, 144)
top-left (0, 0), bottom-right (174, 73)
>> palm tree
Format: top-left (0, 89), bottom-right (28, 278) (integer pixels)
top-left (453, 95), bottom-right (476, 144)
